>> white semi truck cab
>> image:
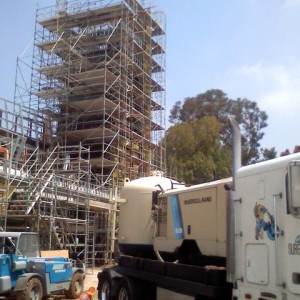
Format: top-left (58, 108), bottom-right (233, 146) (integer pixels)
top-left (232, 153), bottom-right (300, 299)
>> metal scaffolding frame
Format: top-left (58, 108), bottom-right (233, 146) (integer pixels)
top-left (4, 0), bottom-right (166, 267)
top-left (0, 97), bottom-right (113, 267)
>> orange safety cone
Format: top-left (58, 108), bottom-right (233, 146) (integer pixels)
top-left (78, 286), bottom-right (96, 300)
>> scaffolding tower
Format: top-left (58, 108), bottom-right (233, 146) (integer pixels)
top-left (29, 0), bottom-right (166, 190)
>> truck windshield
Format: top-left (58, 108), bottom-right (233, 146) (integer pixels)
top-left (18, 234), bottom-right (40, 257)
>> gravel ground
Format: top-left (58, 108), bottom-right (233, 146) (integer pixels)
top-left (84, 267), bottom-right (103, 300)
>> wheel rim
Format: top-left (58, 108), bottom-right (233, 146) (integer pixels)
top-left (118, 286), bottom-right (129, 300)
top-left (30, 285), bottom-right (41, 300)
top-left (101, 280), bottom-right (110, 300)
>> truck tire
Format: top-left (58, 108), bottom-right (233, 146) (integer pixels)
top-left (116, 278), bottom-right (141, 300)
top-left (98, 273), bottom-right (116, 300)
top-left (16, 277), bottom-right (43, 300)
top-left (64, 272), bottom-right (84, 299)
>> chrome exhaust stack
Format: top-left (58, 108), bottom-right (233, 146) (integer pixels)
top-left (226, 118), bottom-right (241, 283)
top-left (229, 117), bottom-right (241, 191)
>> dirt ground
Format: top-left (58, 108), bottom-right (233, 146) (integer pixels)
top-left (83, 267), bottom-right (103, 300)
top-left (45, 267), bottom-right (103, 300)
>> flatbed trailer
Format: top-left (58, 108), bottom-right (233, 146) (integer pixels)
top-left (98, 255), bottom-right (232, 299)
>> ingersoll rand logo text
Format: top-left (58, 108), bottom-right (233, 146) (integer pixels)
top-left (184, 196), bottom-right (212, 205)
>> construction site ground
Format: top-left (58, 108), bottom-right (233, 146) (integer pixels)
top-left (82, 267), bottom-right (102, 300)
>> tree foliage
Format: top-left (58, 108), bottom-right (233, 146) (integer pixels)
top-left (166, 116), bottom-right (231, 184)
top-left (169, 89), bottom-right (269, 165)
top-left (260, 147), bottom-right (277, 161)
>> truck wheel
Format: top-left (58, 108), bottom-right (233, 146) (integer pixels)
top-left (98, 273), bottom-right (115, 300)
top-left (16, 277), bottom-right (43, 300)
top-left (64, 272), bottom-right (84, 299)
top-left (116, 278), bottom-right (140, 300)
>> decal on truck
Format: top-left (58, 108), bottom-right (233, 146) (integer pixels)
top-left (170, 194), bottom-right (184, 240)
top-left (288, 235), bottom-right (300, 255)
top-left (254, 203), bottom-right (278, 241)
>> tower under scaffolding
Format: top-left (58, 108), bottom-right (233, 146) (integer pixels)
top-left (1, 0), bottom-right (166, 267)
top-left (30, 0), bottom-right (166, 187)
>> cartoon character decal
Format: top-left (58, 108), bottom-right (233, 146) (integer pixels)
top-left (254, 203), bottom-right (278, 241)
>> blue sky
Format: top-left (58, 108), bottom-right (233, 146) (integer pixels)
top-left (1, 0), bottom-right (300, 154)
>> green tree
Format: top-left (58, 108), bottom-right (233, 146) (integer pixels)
top-left (260, 147), bottom-right (277, 161)
top-left (165, 116), bottom-right (231, 184)
top-left (169, 89), bottom-right (269, 165)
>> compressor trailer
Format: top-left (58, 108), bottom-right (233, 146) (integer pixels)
top-left (98, 175), bottom-right (232, 300)
top-left (98, 119), bottom-right (300, 299)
